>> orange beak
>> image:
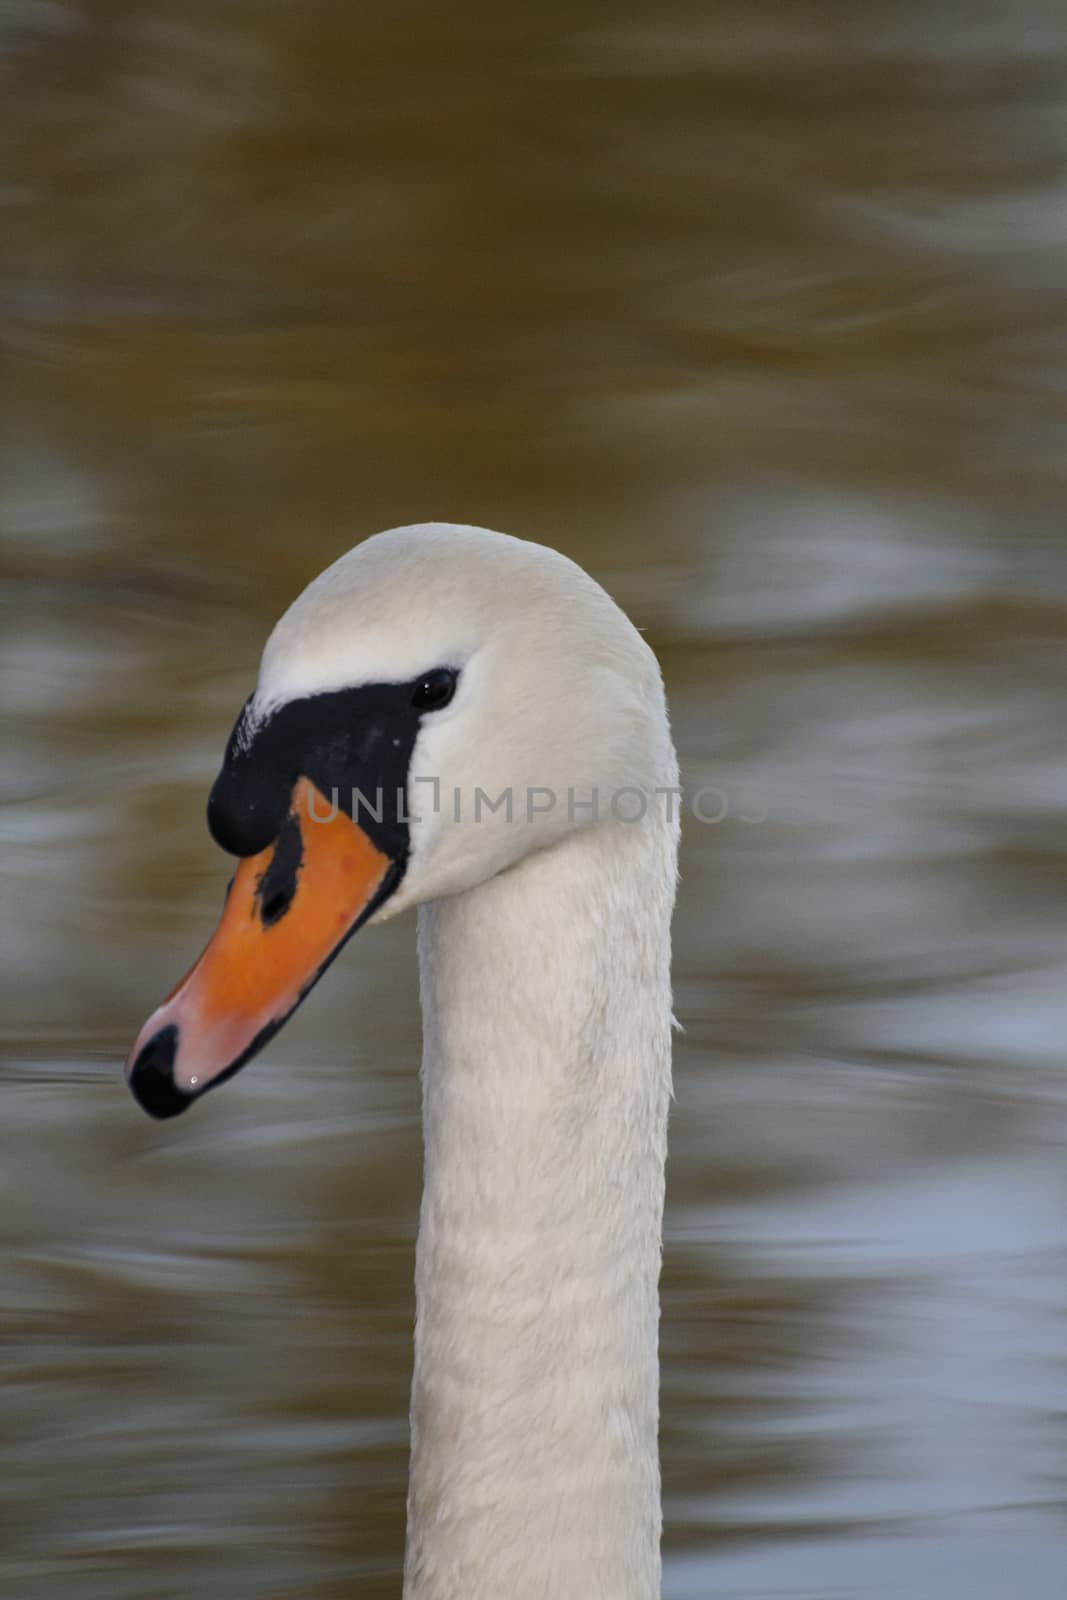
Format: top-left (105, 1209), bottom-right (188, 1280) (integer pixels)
top-left (125, 778), bottom-right (400, 1118)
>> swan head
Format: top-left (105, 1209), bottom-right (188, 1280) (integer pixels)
top-left (126, 522), bottom-right (672, 1119)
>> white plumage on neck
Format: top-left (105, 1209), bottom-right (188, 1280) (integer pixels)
top-left (408, 790), bottom-right (677, 1600)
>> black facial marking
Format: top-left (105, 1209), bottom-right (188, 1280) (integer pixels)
top-left (207, 671), bottom-right (459, 863)
top-left (256, 810), bottom-right (302, 926)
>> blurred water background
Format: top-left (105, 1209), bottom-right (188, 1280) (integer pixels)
top-left (4, 3), bottom-right (1067, 1596)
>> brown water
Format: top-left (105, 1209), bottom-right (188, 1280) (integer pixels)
top-left (4, 4), bottom-right (1067, 1596)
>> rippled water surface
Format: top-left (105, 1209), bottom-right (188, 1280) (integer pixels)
top-left (4, 4), bottom-right (1067, 1596)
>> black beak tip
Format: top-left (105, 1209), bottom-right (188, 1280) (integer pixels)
top-left (128, 1024), bottom-right (192, 1120)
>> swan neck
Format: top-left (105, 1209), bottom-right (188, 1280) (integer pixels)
top-left (404, 814), bottom-right (675, 1600)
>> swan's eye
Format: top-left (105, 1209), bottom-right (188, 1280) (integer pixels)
top-left (412, 668), bottom-right (457, 712)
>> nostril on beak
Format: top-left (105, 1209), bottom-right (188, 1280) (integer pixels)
top-left (260, 884), bottom-right (295, 925)
top-left (128, 1024), bottom-right (191, 1120)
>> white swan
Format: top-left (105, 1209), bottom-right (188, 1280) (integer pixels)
top-left (126, 522), bottom-right (679, 1600)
